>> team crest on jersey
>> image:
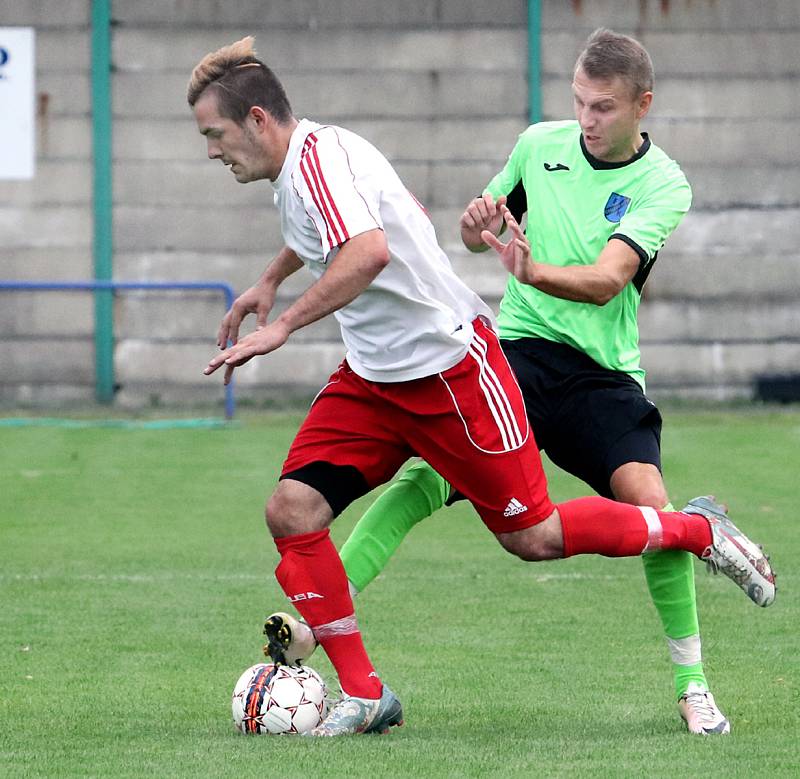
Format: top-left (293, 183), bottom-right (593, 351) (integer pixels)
top-left (604, 192), bottom-right (631, 223)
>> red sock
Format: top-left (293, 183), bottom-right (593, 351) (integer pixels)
top-left (274, 529), bottom-right (382, 699)
top-left (558, 496), bottom-right (712, 558)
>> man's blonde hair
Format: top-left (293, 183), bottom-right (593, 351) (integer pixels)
top-left (187, 36), bottom-right (259, 106)
top-left (187, 36), bottom-right (292, 124)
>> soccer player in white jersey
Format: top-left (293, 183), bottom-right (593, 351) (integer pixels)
top-left (188, 36), bottom-right (775, 737)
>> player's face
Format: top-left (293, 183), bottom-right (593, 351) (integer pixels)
top-left (572, 67), bottom-right (652, 163)
top-left (193, 91), bottom-right (275, 183)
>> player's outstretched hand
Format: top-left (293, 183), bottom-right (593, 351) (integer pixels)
top-left (481, 206), bottom-right (537, 285)
top-left (204, 320), bottom-right (290, 386)
top-left (217, 283), bottom-right (276, 349)
top-left (460, 193), bottom-right (507, 251)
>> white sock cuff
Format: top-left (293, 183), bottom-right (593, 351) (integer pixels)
top-left (667, 634), bottom-right (702, 666)
top-left (639, 505), bottom-right (664, 552)
top-left (314, 613), bottom-right (358, 639)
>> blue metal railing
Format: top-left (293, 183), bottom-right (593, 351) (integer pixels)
top-left (0, 280), bottom-right (237, 419)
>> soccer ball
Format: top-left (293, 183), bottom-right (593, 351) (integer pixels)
top-left (231, 663), bottom-right (329, 735)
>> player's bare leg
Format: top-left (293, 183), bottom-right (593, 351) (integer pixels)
top-left (265, 461), bottom-right (449, 669)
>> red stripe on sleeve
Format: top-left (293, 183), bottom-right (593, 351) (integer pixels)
top-left (310, 144), bottom-right (350, 242)
top-left (302, 147), bottom-right (345, 246)
top-left (300, 157), bottom-right (335, 248)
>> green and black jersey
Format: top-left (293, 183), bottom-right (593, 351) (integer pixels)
top-left (485, 120), bottom-right (691, 388)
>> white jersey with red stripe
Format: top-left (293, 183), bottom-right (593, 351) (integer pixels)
top-left (270, 118), bottom-right (493, 383)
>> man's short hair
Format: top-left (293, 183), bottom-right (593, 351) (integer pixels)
top-left (574, 28), bottom-right (654, 97)
top-left (187, 36), bottom-right (292, 124)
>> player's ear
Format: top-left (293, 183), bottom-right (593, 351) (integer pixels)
top-left (637, 91), bottom-right (653, 119)
top-left (249, 105), bottom-right (270, 131)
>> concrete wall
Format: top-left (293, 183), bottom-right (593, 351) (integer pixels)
top-left (2, 0), bottom-right (799, 411)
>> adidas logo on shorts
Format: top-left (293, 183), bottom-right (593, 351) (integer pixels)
top-left (503, 497), bottom-right (528, 517)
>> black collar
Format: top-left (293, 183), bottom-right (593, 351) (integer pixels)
top-left (580, 132), bottom-right (651, 170)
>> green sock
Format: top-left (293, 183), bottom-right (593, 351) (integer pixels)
top-left (641, 502), bottom-right (708, 699)
top-left (340, 460), bottom-right (450, 593)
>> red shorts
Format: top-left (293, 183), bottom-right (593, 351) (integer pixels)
top-left (281, 317), bottom-right (555, 533)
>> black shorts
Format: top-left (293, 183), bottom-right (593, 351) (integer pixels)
top-left (500, 337), bottom-right (662, 499)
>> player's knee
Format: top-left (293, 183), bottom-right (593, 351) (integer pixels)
top-left (265, 490), bottom-right (293, 537)
top-left (638, 487), bottom-right (669, 510)
top-left (610, 463), bottom-right (667, 508)
top-left (265, 480), bottom-right (333, 538)
top-left (265, 486), bottom-right (307, 537)
top-left (614, 482), bottom-right (668, 509)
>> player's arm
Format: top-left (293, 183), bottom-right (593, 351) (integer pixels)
top-left (526, 237), bottom-right (639, 305)
top-left (204, 229), bottom-right (389, 382)
top-left (483, 206), bottom-right (639, 306)
top-left (217, 245), bottom-right (304, 349)
top-left (270, 228), bottom-right (389, 334)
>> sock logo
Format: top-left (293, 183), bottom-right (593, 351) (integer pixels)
top-left (504, 497), bottom-right (528, 517)
top-left (288, 591), bottom-right (324, 602)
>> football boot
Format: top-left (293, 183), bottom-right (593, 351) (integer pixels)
top-left (683, 496), bottom-right (776, 607)
top-left (678, 682), bottom-right (731, 735)
top-left (262, 611), bottom-right (319, 666)
top-left (309, 684), bottom-right (403, 736)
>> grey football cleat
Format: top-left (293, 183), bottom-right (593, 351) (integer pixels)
top-left (678, 682), bottom-right (731, 735)
top-left (262, 612), bottom-right (319, 666)
top-left (309, 684), bottom-right (404, 736)
top-left (682, 496), bottom-right (776, 607)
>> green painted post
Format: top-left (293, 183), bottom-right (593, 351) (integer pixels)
top-left (91, 0), bottom-right (114, 403)
top-left (528, 0), bottom-right (542, 124)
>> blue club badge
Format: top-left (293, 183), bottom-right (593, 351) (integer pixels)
top-left (604, 192), bottom-right (631, 223)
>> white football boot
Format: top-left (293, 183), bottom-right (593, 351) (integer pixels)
top-left (678, 682), bottom-right (731, 735)
top-left (262, 612), bottom-right (319, 666)
top-left (682, 496), bottom-right (776, 607)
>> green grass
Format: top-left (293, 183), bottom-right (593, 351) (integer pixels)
top-left (1, 408), bottom-right (798, 777)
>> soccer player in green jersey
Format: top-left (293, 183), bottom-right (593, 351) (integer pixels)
top-left (264, 29), bottom-right (765, 735)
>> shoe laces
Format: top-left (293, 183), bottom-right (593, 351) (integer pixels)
top-left (683, 690), bottom-right (720, 724)
top-left (705, 534), bottom-right (754, 585)
top-left (707, 553), bottom-right (751, 585)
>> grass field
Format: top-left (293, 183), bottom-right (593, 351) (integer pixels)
top-left (1, 408), bottom-right (798, 777)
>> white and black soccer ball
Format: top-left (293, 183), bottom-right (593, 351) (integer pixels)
top-left (231, 663), bottom-right (328, 735)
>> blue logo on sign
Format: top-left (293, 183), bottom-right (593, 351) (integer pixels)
top-left (0, 47), bottom-right (8, 79)
top-left (604, 192), bottom-right (631, 223)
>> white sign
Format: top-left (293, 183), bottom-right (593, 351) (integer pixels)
top-left (0, 27), bottom-right (35, 179)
